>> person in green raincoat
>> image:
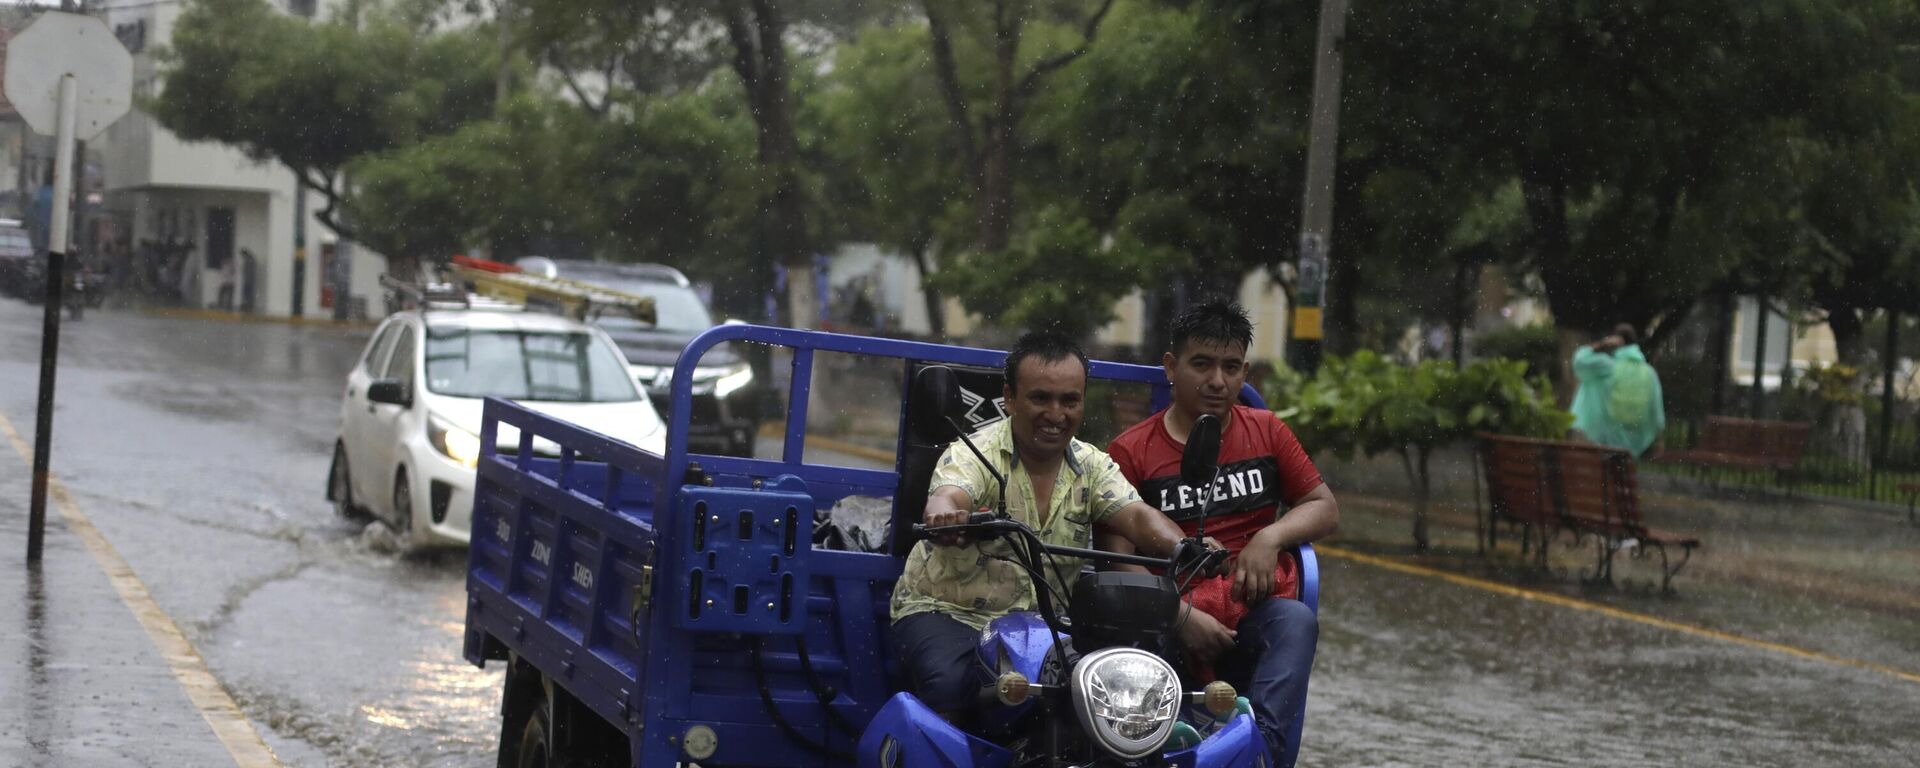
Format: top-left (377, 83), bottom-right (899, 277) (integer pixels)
top-left (1570, 323), bottom-right (1666, 458)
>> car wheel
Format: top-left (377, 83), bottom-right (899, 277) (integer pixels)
top-left (392, 468), bottom-right (416, 548)
top-left (329, 443), bottom-right (367, 520)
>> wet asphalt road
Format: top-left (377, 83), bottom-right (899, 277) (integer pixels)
top-left (2, 301), bottom-right (1917, 767)
top-left (0, 302), bottom-right (495, 767)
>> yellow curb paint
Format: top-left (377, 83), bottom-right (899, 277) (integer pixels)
top-left (1314, 543), bottom-right (1920, 687)
top-left (753, 424), bottom-right (897, 464)
top-left (144, 307), bottom-right (373, 330)
top-left (1, 413), bottom-right (284, 767)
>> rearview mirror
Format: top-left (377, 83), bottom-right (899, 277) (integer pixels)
top-left (367, 379), bottom-right (411, 408)
top-left (1181, 414), bottom-right (1222, 488)
top-left (910, 365), bottom-right (963, 443)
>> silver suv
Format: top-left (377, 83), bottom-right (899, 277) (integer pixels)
top-left (538, 259), bottom-right (761, 457)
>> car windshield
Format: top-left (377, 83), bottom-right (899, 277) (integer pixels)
top-left (589, 282), bottom-right (713, 334)
top-left (424, 329), bottom-right (639, 403)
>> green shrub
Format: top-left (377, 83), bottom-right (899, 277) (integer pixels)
top-left (1272, 351), bottom-right (1570, 550)
top-left (1472, 323), bottom-right (1562, 386)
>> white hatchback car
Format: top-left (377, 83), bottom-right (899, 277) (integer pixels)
top-left (327, 308), bottom-right (666, 546)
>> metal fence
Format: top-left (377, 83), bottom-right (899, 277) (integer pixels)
top-left (1652, 412), bottom-right (1920, 507)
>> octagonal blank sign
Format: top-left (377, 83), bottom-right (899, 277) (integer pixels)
top-left (4, 11), bottom-right (133, 140)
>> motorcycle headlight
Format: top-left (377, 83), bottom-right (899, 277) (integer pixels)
top-left (1071, 648), bottom-right (1180, 759)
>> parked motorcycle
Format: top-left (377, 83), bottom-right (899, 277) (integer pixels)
top-left (858, 367), bottom-right (1268, 768)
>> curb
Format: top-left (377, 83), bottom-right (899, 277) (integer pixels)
top-left (755, 424), bottom-right (897, 464)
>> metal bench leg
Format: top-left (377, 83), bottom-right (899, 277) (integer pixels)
top-left (1658, 544), bottom-right (1694, 594)
top-left (1578, 534), bottom-right (1601, 585)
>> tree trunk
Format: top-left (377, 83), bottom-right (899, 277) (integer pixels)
top-left (1827, 304), bottom-right (1867, 366)
top-left (724, 0), bottom-right (815, 329)
top-left (1401, 446), bottom-right (1432, 552)
top-left (910, 241), bottom-right (946, 339)
top-left (1709, 289), bottom-right (1735, 415)
top-left (1325, 239), bottom-right (1362, 355)
top-left (1521, 160), bottom-right (1610, 365)
top-left (1449, 259), bottom-right (1475, 365)
top-left (977, 2), bottom-right (1022, 253)
top-left (1555, 326), bottom-right (1587, 407)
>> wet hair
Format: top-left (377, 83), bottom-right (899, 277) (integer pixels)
top-left (1004, 330), bottom-right (1089, 393)
top-left (1170, 300), bottom-right (1254, 356)
top-left (1613, 323), bottom-right (1639, 345)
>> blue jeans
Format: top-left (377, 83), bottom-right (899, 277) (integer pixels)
top-left (891, 612), bottom-right (986, 722)
top-left (1202, 597), bottom-right (1318, 764)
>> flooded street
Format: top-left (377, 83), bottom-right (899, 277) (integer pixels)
top-left (3, 301), bottom-right (1917, 766)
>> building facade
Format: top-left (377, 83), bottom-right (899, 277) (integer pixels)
top-left (93, 0), bottom-right (384, 318)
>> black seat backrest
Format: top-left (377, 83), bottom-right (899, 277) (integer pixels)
top-left (890, 362), bottom-right (1008, 557)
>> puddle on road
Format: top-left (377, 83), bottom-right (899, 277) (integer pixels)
top-left (210, 543), bottom-right (502, 768)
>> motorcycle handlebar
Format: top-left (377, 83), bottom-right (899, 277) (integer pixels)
top-left (911, 517), bottom-right (1227, 573)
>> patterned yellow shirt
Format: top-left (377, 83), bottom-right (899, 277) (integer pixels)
top-left (889, 420), bottom-right (1143, 630)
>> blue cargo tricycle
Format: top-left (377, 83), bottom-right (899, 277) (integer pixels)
top-left (462, 325), bottom-right (1319, 767)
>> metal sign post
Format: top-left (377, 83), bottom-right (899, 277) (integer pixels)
top-left (5, 11), bottom-right (133, 562)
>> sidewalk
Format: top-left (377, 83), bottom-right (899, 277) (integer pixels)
top-left (0, 471), bottom-right (261, 766)
top-left (143, 305), bottom-right (376, 330)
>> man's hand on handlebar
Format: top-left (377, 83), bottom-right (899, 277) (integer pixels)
top-left (923, 504), bottom-right (973, 547)
top-left (918, 487), bottom-right (985, 547)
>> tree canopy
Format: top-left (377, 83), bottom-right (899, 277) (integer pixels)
top-left (147, 0), bottom-right (1920, 351)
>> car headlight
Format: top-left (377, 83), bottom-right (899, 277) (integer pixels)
top-left (709, 365), bottom-right (754, 399)
top-left (429, 416), bottom-right (480, 469)
top-left (1071, 647), bottom-right (1180, 759)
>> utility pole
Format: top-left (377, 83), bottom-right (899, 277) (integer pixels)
top-left (1750, 294), bottom-right (1768, 419)
top-left (1289, 0), bottom-right (1350, 373)
top-left (291, 171), bottom-right (305, 316)
top-left (496, 0), bottom-right (512, 112)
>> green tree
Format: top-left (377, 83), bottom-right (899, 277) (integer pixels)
top-left (920, 0), bottom-right (1122, 254)
top-left (508, 0), bottom-right (903, 326)
top-left (813, 23), bottom-right (969, 336)
top-left (1345, 0), bottom-right (1913, 363)
top-left (924, 205), bottom-right (1160, 338)
top-left (1031, 0), bottom-right (1311, 321)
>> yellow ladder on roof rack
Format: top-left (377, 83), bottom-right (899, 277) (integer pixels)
top-left (446, 256), bottom-right (657, 325)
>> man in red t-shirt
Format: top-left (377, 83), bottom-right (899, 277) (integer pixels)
top-left (1105, 300), bottom-right (1340, 762)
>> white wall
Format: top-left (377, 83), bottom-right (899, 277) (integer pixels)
top-left (96, 0), bottom-right (388, 319)
top-left (828, 242), bottom-right (1298, 362)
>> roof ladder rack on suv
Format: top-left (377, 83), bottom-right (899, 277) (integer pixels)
top-left (446, 256), bottom-right (658, 325)
top-left (380, 256), bottom-right (660, 324)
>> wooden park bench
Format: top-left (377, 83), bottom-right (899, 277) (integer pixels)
top-left (1654, 416), bottom-right (1811, 490)
top-left (1478, 433), bottom-right (1701, 592)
